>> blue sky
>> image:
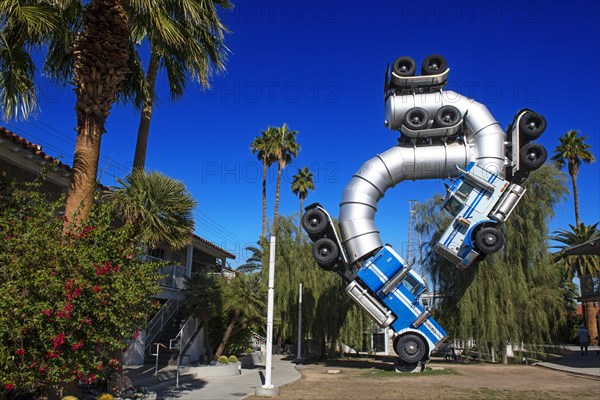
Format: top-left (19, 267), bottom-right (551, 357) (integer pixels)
top-left (3, 0), bottom-right (599, 268)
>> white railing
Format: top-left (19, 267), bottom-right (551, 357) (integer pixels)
top-left (252, 331), bottom-right (266, 351)
top-left (145, 292), bottom-right (179, 353)
top-left (170, 315), bottom-right (202, 387)
top-left (158, 264), bottom-right (188, 289)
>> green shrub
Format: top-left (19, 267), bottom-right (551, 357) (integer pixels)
top-left (217, 355), bottom-right (229, 364)
top-left (228, 355), bottom-right (238, 363)
top-left (0, 180), bottom-right (161, 393)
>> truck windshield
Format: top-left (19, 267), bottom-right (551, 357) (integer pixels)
top-left (401, 275), bottom-right (424, 297)
top-left (444, 196), bottom-right (463, 216)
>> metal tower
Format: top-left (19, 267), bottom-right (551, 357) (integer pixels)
top-left (406, 200), bottom-right (422, 275)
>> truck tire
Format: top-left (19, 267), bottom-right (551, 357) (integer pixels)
top-left (519, 112), bottom-right (546, 140)
top-left (312, 238), bottom-right (338, 269)
top-left (421, 54), bottom-right (447, 75)
top-left (519, 142), bottom-right (547, 170)
top-left (434, 105), bottom-right (461, 127)
top-left (475, 226), bottom-right (504, 254)
top-left (395, 334), bottom-right (426, 364)
top-left (392, 56), bottom-right (416, 77)
top-left (404, 108), bottom-right (429, 130)
top-left (302, 208), bottom-right (328, 236)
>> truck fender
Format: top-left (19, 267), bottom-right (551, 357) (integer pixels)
top-left (464, 219), bottom-right (496, 247)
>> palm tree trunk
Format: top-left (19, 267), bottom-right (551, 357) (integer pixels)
top-left (132, 53), bottom-right (160, 171)
top-left (570, 169), bottom-right (581, 226)
top-left (203, 316), bottom-right (212, 359)
top-left (299, 197), bottom-right (304, 233)
top-left (64, 0), bottom-right (130, 231)
top-left (273, 163), bottom-right (282, 233)
top-left (214, 311), bottom-right (240, 359)
top-left (584, 301), bottom-right (599, 345)
top-left (261, 157), bottom-right (267, 239)
top-left (64, 116), bottom-right (104, 232)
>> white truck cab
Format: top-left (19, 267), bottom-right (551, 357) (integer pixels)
top-left (434, 162), bottom-right (526, 270)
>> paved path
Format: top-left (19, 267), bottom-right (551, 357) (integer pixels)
top-left (536, 346), bottom-right (600, 377)
top-left (145, 355), bottom-right (300, 400)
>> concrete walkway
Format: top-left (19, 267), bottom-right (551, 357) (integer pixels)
top-left (134, 355), bottom-right (301, 400)
top-left (536, 346), bottom-right (600, 377)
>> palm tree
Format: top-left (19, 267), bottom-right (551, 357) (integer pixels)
top-left (551, 222), bottom-right (600, 344)
top-left (0, 0), bottom-right (133, 230)
top-left (131, 0), bottom-right (232, 170)
top-left (291, 167), bottom-right (315, 231)
top-left (0, 1), bottom-right (223, 231)
top-left (250, 127), bottom-right (276, 239)
top-left (551, 130), bottom-right (596, 225)
top-left (182, 271), bottom-right (223, 360)
top-left (214, 273), bottom-right (266, 359)
top-left (237, 241), bottom-right (264, 274)
top-left (271, 123), bottom-right (300, 232)
top-left (103, 169), bottom-right (196, 249)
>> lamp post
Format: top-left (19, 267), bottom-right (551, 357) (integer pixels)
top-left (256, 235), bottom-right (279, 396)
top-left (295, 282), bottom-right (303, 362)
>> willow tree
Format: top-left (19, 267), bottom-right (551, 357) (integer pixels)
top-left (417, 164), bottom-right (569, 363)
top-left (261, 216), bottom-right (367, 358)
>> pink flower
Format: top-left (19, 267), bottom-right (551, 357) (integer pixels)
top-left (4, 383), bottom-right (14, 391)
top-left (41, 309), bottom-right (53, 317)
top-left (71, 341), bottom-right (83, 351)
top-left (53, 333), bottom-right (66, 350)
top-left (92, 285), bottom-right (101, 293)
top-left (16, 348), bottom-right (26, 356)
top-left (46, 351), bottom-right (60, 359)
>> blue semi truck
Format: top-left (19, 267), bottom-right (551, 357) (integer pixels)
top-left (302, 204), bottom-right (446, 370)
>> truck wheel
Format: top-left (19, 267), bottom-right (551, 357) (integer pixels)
top-left (392, 56), bottom-right (416, 77)
top-left (435, 105), bottom-right (461, 127)
top-left (475, 226), bottom-right (504, 254)
top-left (312, 238), bottom-right (338, 269)
top-left (404, 108), bottom-right (429, 130)
top-left (519, 112), bottom-right (546, 139)
top-left (519, 142), bottom-right (547, 170)
top-left (395, 334), bottom-right (426, 364)
top-left (302, 208), bottom-right (328, 236)
top-left (421, 54), bottom-right (447, 75)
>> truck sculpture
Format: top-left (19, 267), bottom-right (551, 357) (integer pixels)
top-left (301, 55), bottom-right (547, 371)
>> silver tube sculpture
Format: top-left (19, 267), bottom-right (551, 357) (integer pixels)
top-left (340, 87), bottom-right (506, 264)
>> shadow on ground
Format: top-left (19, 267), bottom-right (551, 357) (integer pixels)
top-left (152, 378), bottom-right (208, 399)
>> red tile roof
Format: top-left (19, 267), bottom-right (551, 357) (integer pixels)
top-left (0, 126), bottom-right (72, 173)
top-left (193, 234), bottom-right (236, 260)
top-left (1, 126), bottom-right (236, 260)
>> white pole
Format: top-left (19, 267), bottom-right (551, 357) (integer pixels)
top-left (296, 283), bottom-right (303, 361)
top-left (263, 235), bottom-right (276, 389)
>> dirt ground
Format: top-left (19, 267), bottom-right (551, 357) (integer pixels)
top-left (248, 357), bottom-right (600, 400)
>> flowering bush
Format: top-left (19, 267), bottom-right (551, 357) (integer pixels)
top-left (0, 180), bottom-right (161, 395)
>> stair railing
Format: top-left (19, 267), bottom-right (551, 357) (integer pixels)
top-left (145, 292), bottom-right (179, 354)
top-left (169, 314), bottom-right (201, 387)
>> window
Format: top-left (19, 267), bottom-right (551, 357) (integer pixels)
top-left (149, 247), bottom-right (165, 260)
top-left (444, 196), bottom-right (463, 217)
top-left (401, 274), bottom-right (424, 297)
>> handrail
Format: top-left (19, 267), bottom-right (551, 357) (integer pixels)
top-left (145, 292), bottom-right (179, 353)
top-left (169, 314), bottom-right (200, 353)
top-left (170, 315), bottom-right (201, 388)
